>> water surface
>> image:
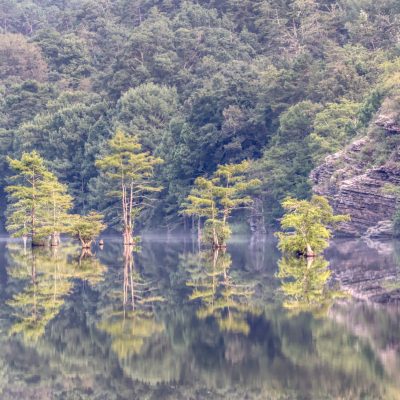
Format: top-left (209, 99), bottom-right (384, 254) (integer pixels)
top-left (1, 235), bottom-right (400, 399)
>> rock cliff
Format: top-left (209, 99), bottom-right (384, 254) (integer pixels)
top-left (311, 105), bottom-right (400, 237)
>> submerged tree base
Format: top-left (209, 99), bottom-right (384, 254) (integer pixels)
top-left (295, 251), bottom-right (317, 258)
top-left (306, 244), bottom-right (316, 258)
top-left (31, 239), bottom-right (48, 247)
top-left (123, 231), bottom-right (139, 246)
top-left (50, 233), bottom-right (61, 247)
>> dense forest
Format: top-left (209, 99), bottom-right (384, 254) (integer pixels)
top-left (1, 0), bottom-right (400, 233)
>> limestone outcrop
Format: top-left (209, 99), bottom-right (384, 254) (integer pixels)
top-left (311, 115), bottom-right (400, 237)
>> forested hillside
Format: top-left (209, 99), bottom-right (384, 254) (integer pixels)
top-left (1, 0), bottom-right (400, 232)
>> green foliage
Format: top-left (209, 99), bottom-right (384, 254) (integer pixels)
top-left (96, 129), bottom-right (163, 242)
top-left (182, 176), bottom-right (217, 221)
top-left (182, 160), bottom-right (260, 246)
top-left (276, 195), bottom-right (350, 256)
top-left (203, 219), bottom-right (232, 247)
top-left (6, 151), bottom-right (60, 244)
top-left (69, 211), bottom-right (106, 247)
top-left (309, 100), bottom-right (361, 163)
top-left (358, 88), bottom-right (385, 126)
top-left (116, 82), bottom-right (179, 152)
top-left (256, 101), bottom-right (321, 222)
top-left (33, 29), bottom-right (92, 87)
top-left (15, 91), bottom-right (112, 213)
top-left (1, 0), bottom-right (400, 230)
top-left (213, 161), bottom-right (261, 222)
top-left (0, 80), bottom-right (56, 131)
top-left (40, 173), bottom-right (73, 244)
top-left (277, 256), bottom-right (347, 317)
top-left (6, 151), bottom-right (75, 246)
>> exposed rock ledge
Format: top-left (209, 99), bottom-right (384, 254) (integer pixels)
top-left (311, 136), bottom-right (400, 237)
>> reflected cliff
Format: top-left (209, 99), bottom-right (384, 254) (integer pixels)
top-left (327, 238), bottom-right (400, 302)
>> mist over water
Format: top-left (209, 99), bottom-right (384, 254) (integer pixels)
top-left (1, 235), bottom-right (400, 399)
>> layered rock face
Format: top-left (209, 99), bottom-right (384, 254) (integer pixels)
top-left (311, 117), bottom-right (400, 237)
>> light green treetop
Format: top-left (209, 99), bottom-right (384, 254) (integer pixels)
top-left (6, 151), bottom-right (54, 242)
top-left (212, 160), bottom-right (261, 224)
top-left (96, 129), bottom-right (163, 244)
top-left (182, 160), bottom-right (260, 247)
top-left (69, 211), bottom-right (106, 248)
top-left (40, 174), bottom-right (73, 244)
top-left (6, 151), bottom-right (73, 245)
top-left (276, 195), bottom-right (350, 256)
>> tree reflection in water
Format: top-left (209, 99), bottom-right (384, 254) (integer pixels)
top-left (6, 242), bottom-right (106, 343)
top-left (277, 255), bottom-right (346, 317)
top-left (97, 245), bottom-right (165, 361)
top-left (1, 239), bottom-right (400, 399)
top-left (186, 249), bottom-right (260, 335)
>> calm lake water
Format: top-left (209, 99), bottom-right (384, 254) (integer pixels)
top-left (1, 235), bottom-right (400, 399)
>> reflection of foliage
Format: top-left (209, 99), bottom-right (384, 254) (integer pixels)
top-left (7, 246), bottom-right (74, 343)
top-left (186, 250), bottom-right (258, 335)
top-left (98, 310), bottom-right (164, 361)
top-left (277, 256), bottom-right (346, 317)
top-left (1, 240), bottom-right (400, 398)
top-left (97, 246), bottom-right (165, 362)
top-left (279, 311), bottom-right (394, 400)
top-left (0, 358), bottom-right (10, 397)
top-left (71, 249), bottom-right (107, 286)
top-left (6, 243), bottom-right (106, 343)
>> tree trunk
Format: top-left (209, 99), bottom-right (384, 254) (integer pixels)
top-left (249, 196), bottom-right (267, 238)
top-left (79, 248), bottom-right (93, 265)
top-left (306, 243), bottom-right (315, 258)
top-left (80, 238), bottom-right (92, 249)
top-left (212, 224), bottom-right (219, 249)
top-left (31, 235), bottom-right (47, 247)
top-left (197, 217), bottom-right (202, 244)
top-left (50, 232), bottom-right (60, 246)
top-left (123, 228), bottom-right (135, 245)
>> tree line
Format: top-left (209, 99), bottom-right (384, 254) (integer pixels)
top-left (1, 0), bottom-right (400, 231)
top-left (5, 129), bottom-right (263, 248)
top-left (5, 131), bottom-right (158, 247)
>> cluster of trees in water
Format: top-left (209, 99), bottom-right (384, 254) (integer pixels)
top-left (1, 0), bottom-right (400, 233)
top-left (4, 131), bottom-right (264, 248)
top-left (6, 142), bottom-right (347, 261)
